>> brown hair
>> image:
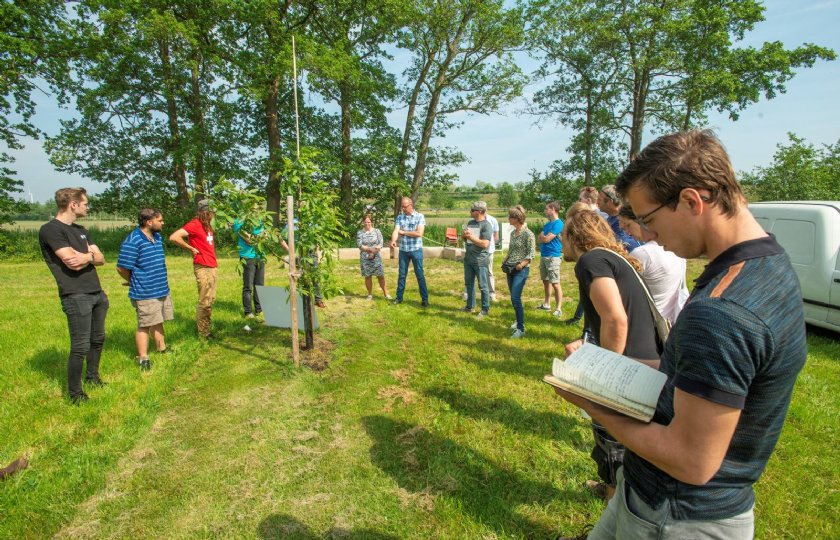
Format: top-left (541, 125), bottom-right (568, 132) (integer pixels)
top-left (507, 205), bottom-right (526, 224)
top-left (138, 208), bottom-right (161, 228)
top-left (564, 210), bottom-right (641, 271)
top-left (579, 186), bottom-right (598, 204)
top-left (545, 201), bottom-right (562, 214)
top-left (566, 201), bottom-right (592, 220)
top-left (54, 187), bottom-right (87, 211)
top-left (197, 209), bottom-right (213, 233)
top-left (615, 129), bottom-right (744, 217)
top-left (618, 205), bottom-right (636, 220)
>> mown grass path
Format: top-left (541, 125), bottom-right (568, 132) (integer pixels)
top-left (1, 256), bottom-right (837, 539)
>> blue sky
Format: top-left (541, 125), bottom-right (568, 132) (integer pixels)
top-left (7, 0), bottom-right (840, 202)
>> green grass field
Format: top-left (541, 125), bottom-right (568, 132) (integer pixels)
top-left (0, 256), bottom-right (837, 539)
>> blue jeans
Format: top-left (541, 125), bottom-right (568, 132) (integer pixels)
top-left (464, 263), bottom-right (490, 313)
top-left (506, 266), bottom-right (529, 331)
top-left (397, 249), bottom-right (428, 302)
top-left (241, 258), bottom-right (265, 315)
top-left (60, 291), bottom-right (109, 397)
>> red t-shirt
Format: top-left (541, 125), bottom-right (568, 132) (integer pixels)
top-left (182, 218), bottom-right (217, 267)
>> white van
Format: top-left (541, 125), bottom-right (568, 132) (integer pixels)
top-left (749, 202), bottom-right (840, 333)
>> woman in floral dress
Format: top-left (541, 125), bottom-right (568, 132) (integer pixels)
top-left (356, 214), bottom-right (391, 300)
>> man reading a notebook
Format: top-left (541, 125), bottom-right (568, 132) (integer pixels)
top-left (553, 130), bottom-right (807, 539)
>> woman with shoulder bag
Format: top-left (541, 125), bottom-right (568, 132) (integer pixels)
top-left (503, 205), bottom-right (536, 338)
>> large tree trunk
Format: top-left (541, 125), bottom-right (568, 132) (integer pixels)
top-left (264, 75), bottom-right (283, 227)
top-left (158, 38), bottom-right (189, 208)
top-left (395, 54), bottom-right (435, 216)
top-left (629, 69), bottom-right (650, 161)
top-left (189, 52), bottom-right (206, 195)
top-left (409, 85), bottom-right (443, 201)
top-left (339, 84), bottom-right (353, 222)
top-left (584, 91), bottom-right (593, 186)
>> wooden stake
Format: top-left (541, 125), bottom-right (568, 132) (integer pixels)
top-left (287, 195), bottom-right (300, 367)
top-left (292, 36), bottom-right (301, 160)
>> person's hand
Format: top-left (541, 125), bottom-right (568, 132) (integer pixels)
top-left (553, 387), bottom-right (595, 410)
top-left (62, 251), bottom-right (91, 270)
top-left (564, 339), bottom-right (584, 358)
top-left (390, 240), bottom-right (397, 248)
top-left (191, 247), bottom-right (200, 256)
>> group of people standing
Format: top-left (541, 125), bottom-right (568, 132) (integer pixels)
top-left (37, 130), bottom-right (808, 540)
top-left (38, 194), bottom-right (268, 402)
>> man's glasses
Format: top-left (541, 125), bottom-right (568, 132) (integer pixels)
top-left (634, 195), bottom-right (679, 232)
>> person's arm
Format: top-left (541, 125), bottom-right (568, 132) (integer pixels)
top-left (54, 246), bottom-right (94, 271)
top-left (390, 223), bottom-right (399, 248)
top-left (588, 276), bottom-right (628, 355)
top-left (516, 231), bottom-right (535, 270)
top-left (400, 224), bottom-right (424, 238)
top-left (88, 244), bottom-right (105, 266)
top-left (169, 228), bottom-right (199, 256)
top-left (356, 231), bottom-right (370, 252)
top-left (116, 266), bottom-right (131, 282)
top-left (555, 387), bottom-right (741, 485)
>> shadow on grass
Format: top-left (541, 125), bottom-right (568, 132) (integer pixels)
top-left (26, 346), bottom-right (66, 385)
top-left (362, 415), bottom-right (586, 538)
top-left (257, 513), bottom-right (397, 540)
top-left (423, 386), bottom-right (585, 446)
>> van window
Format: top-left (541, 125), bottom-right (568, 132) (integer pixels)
top-left (772, 219), bottom-right (815, 265)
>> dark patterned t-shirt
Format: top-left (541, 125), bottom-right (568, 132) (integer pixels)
top-left (623, 235), bottom-right (807, 520)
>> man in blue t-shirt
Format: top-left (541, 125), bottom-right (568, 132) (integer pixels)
top-left (233, 216), bottom-right (265, 318)
top-left (537, 201), bottom-right (564, 317)
top-left (553, 130), bottom-right (807, 540)
top-left (117, 208), bottom-right (172, 371)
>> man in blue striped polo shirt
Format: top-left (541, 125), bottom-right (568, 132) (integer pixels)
top-left (117, 208), bottom-right (173, 371)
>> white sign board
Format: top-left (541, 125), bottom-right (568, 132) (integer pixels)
top-left (255, 285), bottom-right (319, 330)
top-left (501, 222), bottom-right (515, 250)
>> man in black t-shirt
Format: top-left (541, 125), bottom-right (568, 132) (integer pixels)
top-left (561, 209), bottom-right (659, 502)
top-left (39, 187), bottom-right (109, 404)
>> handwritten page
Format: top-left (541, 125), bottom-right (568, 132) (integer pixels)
top-left (551, 343), bottom-right (666, 414)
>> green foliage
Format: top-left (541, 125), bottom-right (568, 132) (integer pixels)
top-left (496, 182), bottom-right (518, 208)
top-left (525, 0), bottom-right (836, 162)
top-left (519, 159), bottom-right (606, 213)
top-left (741, 134), bottom-right (840, 201)
top-left (210, 149), bottom-right (346, 302)
top-left (0, 0), bottom-right (75, 226)
top-left (427, 187), bottom-right (455, 211)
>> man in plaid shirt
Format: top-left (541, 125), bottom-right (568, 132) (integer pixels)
top-left (390, 197), bottom-right (429, 306)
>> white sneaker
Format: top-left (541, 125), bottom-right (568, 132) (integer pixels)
top-left (553, 309), bottom-right (563, 318)
top-left (537, 303), bottom-right (551, 310)
top-left (462, 292), bottom-right (469, 301)
top-left (245, 313), bottom-right (255, 320)
top-left (510, 321), bottom-right (517, 330)
top-left (511, 329), bottom-right (525, 339)
top-left (475, 311), bottom-right (488, 320)
top-left (385, 294), bottom-right (393, 300)
top-left (490, 294), bottom-right (498, 302)
top-left (366, 294), bottom-right (373, 300)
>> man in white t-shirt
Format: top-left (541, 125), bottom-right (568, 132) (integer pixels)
top-left (463, 203), bottom-right (500, 302)
top-left (619, 207), bottom-right (689, 324)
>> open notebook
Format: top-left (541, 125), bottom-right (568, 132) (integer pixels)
top-left (543, 343), bottom-right (667, 422)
